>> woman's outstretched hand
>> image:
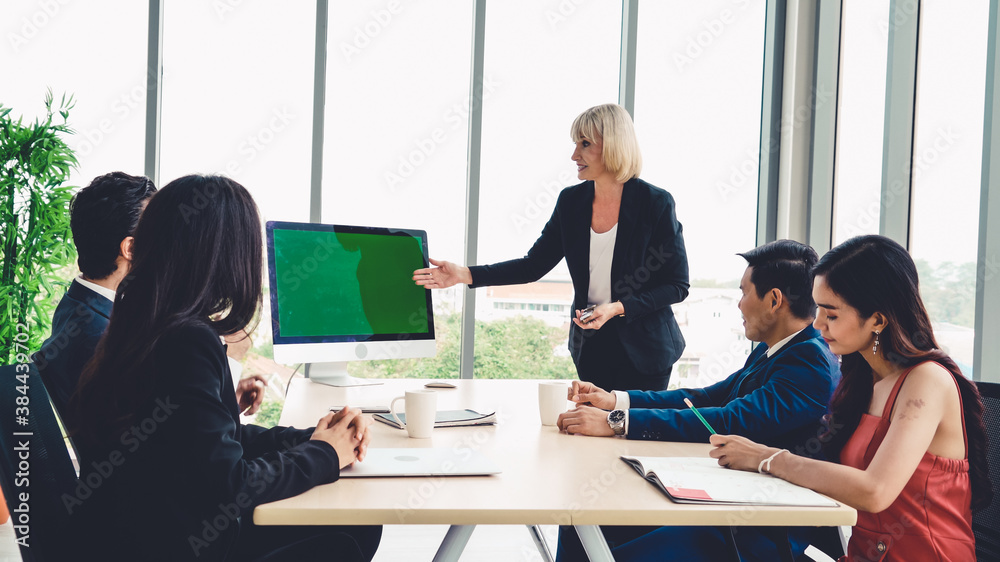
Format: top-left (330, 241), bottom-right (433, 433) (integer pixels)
top-left (413, 258), bottom-right (472, 289)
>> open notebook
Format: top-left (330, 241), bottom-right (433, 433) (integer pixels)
top-left (621, 456), bottom-right (839, 507)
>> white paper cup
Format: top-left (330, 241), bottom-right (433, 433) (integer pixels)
top-left (389, 389), bottom-right (437, 438)
top-left (538, 381), bottom-right (569, 426)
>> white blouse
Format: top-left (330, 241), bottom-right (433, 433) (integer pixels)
top-left (587, 223), bottom-right (618, 306)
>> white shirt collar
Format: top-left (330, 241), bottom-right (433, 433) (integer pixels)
top-left (75, 275), bottom-right (116, 302)
top-left (766, 328), bottom-right (805, 357)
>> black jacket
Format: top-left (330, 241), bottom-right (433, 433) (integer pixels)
top-left (73, 323), bottom-right (337, 561)
top-left (469, 178), bottom-right (689, 375)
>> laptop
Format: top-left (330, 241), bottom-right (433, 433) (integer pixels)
top-left (339, 447), bottom-right (502, 478)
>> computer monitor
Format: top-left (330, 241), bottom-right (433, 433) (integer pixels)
top-left (265, 221), bottom-right (436, 387)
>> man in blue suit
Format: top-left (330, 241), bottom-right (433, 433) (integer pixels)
top-left (555, 239), bottom-right (842, 561)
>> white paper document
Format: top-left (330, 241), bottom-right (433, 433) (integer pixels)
top-left (621, 456), bottom-right (839, 507)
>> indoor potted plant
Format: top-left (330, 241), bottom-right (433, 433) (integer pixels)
top-left (0, 89), bottom-right (78, 366)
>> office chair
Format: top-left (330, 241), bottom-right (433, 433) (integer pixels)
top-left (0, 363), bottom-right (79, 561)
top-left (975, 381), bottom-right (1000, 560)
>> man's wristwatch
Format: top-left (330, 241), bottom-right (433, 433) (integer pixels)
top-left (607, 409), bottom-right (626, 436)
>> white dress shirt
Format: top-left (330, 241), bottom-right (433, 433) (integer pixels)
top-left (75, 275), bottom-right (116, 302)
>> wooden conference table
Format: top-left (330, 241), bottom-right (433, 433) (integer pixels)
top-left (255, 379), bottom-right (856, 561)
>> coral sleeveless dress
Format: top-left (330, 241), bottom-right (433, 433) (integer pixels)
top-left (839, 362), bottom-right (975, 561)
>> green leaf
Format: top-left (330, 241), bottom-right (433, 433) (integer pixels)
top-left (0, 90), bottom-right (78, 363)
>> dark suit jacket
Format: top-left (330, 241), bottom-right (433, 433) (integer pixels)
top-left (469, 178), bottom-right (689, 375)
top-left (33, 279), bottom-right (113, 416)
top-left (73, 323), bottom-right (332, 561)
top-left (626, 325), bottom-right (840, 456)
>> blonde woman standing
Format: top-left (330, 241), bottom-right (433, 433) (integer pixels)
top-left (415, 104), bottom-right (688, 392)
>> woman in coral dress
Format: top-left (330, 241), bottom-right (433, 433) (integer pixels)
top-left (710, 235), bottom-right (991, 561)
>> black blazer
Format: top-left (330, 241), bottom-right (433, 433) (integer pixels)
top-left (73, 323), bottom-right (336, 561)
top-left (469, 178), bottom-right (688, 375)
top-left (33, 279), bottom-right (113, 416)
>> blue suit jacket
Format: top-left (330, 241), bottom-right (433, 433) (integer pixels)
top-left (33, 279), bottom-right (113, 416)
top-left (622, 325), bottom-right (843, 559)
top-left (469, 178), bottom-right (689, 375)
top-left (627, 325), bottom-right (840, 458)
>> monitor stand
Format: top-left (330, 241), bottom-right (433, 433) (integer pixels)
top-left (306, 362), bottom-right (384, 387)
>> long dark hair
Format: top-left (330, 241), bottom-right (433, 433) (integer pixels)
top-left (70, 175), bottom-right (262, 444)
top-left (817, 235), bottom-right (992, 511)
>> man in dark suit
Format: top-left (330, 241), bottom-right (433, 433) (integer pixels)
top-left (33, 172), bottom-right (157, 415)
top-left (555, 239), bottom-right (842, 561)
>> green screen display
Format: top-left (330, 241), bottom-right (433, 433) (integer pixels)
top-left (272, 228), bottom-right (430, 338)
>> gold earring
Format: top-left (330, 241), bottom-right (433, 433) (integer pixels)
top-left (872, 330), bottom-right (880, 356)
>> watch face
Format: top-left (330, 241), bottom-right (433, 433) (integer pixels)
top-left (609, 410), bottom-right (625, 423)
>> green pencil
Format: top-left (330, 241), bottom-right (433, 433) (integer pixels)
top-left (683, 398), bottom-right (717, 434)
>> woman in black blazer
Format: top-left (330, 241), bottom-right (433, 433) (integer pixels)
top-left (69, 175), bottom-right (381, 561)
top-left (415, 104), bottom-right (688, 391)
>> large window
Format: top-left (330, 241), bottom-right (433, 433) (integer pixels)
top-left (0, 1), bottom-right (148, 193)
top-left (322, 1), bottom-right (473, 379)
top-left (157, 3), bottom-right (317, 401)
top-left (473, 0), bottom-right (622, 379)
top-left (909, 1), bottom-right (988, 376)
top-left (634, 0), bottom-right (766, 388)
top-left (160, 2), bottom-right (315, 223)
top-left (6, 2), bottom-right (995, 392)
top-left (832, 0), bottom-right (891, 245)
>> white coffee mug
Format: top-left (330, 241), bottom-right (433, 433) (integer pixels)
top-left (538, 381), bottom-right (569, 426)
top-left (389, 389), bottom-right (437, 438)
